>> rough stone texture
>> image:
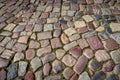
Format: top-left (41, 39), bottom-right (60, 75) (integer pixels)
top-left (92, 71), bottom-right (106, 80)
top-left (62, 54), bottom-right (76, 67)
top-left (64, 27), bottom-right (77, 36)
top-left (78, 72), bottom-right (91, 80)
top-left (111, 33), bottom-right (120, 44)
top-left (110, 23), bottom-right (120, 32)
top-left (83, 48), bottom-right (94, 59)
top-left (52, 60), bottom-right (65, 73)
top-left (95, 50), bottom-right (110, 62)
top-left (74, 21), bottom-right (86, 29)
top-left (0, 58), bottom-right (9, 68)
top-left (102, 39), bottom-right (119, 51)
top-left (63, 67), bottom-right (74, 79)
top-left (13, 52), bottom-right (24, 62)
top-left (7, 63), bottom-right (18, 80)
top-left (51, 38), bottom-right (62, 49)
top-left (87, 36), bottom-right (103, 50)
top-left (61, 33), bottom-right (69, 44)
top-left (110, 50), bottom-right (120, 64)
top-left (56, 49), bottom-right (66, 59)
top-left (31, 57), bottom-right (42, 72)
top-left (18, 61), bottom-right (28, 76)
top-left (77, 39), bottom-right (89, 49)
top-left (0, 69), bottom-right (6, 80)
top-left (74, 55), bottom-right (88, 74)
top-left (35, 70), bottom-right (42, 80)
top-left (64, 41), bottom-right (78, 51)
top-left (43, 63), bottom-right (51, 76)
top-left (1, 49), bottom-right (14, 59)
top-left (26, 49), bottom-right (35, 60)
top-left (25, 71), bottom-right (34, 80)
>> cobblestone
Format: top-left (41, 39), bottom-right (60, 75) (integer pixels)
top-left (1, 0), bottom-right (120, 79)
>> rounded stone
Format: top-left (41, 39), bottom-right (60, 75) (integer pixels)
top-left (43, 63), bottom-right (51, 76)
top-left (114, 64), bottom-right (120, 74)
top-left (92, 71), bottom-right (106, 80)
top-left (61, 33), bottom-right (69, 44)
top-left (106, 74), bottom-right (119, 80)
top-left (26, 49), bottom-right (35, 60)
top-left (25, 71), bottom-right (34, 80)
top-left (83, 48), bottom-right (94, 59)
top-left (13, 52), bottom-right (24, 62)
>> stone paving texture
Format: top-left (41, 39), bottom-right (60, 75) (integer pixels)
top-left (0, 0), bottom-right (120, 80)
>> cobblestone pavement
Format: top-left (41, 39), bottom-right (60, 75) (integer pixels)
top-left (0, 0), bottom-right (120, 80)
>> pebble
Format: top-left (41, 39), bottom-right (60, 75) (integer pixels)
top-left (60, 20), bottom-right (67, 24)
top-left (33, 24), bottom-right (42, 32)
top-left (6, 39), bottom-right (16, 49)
top-left (29, 40), bottom-right (40, 49)
top-left (52, 60), bottom-right (65, 73)
top-left (13, 43), bottom-right (27, 52)
top-left (63, 68), bottom-right (74, 79)
top-left (25, 71), bottom-right (34, 80)
top-left (62, 54), bottom-right (76, 67)
top-left (88, 59), bottom-right (102, 71)
top-left (31, 57), bottom-right (42, 72)
top-left (96, 26), bottom-right (105, 32)
top-left (0, 58), bottom-right (9, 68)
top-left (70, 74), bottom-right (78, 80)
top-left (0, 31), bottom-right (12, 36)
top-left (82, 31), bottom-right (97, 38)
top-left (18, 36), bottom-right (29, 44)
top-left (44, 24), bottom-right (53, 31)
top-left (63, 41), bottom-right (78, 51)
top-left (101, 8), bottom-right (111, 15)
top-left (114, 64), bottom-right (120, 74)
top-left (98, 32), bottom-right (109, 40)
top-left (74, 21), bottom-right (86, 29)
top-left (110, 50), bottom-right (120, 64)
top-left (95, 50), bottom-right (110, 62)
top-left (74, 55), bottom-right (88, 74)
top-left (13, 52), bottom-right (24, 62)
top-left (110, 23), bottom-right (120, 32)
top-left (53, 29), bottom-right (61, 37)
top-left (40, 40), bottom-right (49, 47)
top-left (7, 63), bottom-right (18, 80)
top-left (78, 72), bottom-right (91, 80)
top-left (18, 61), bottom-right (28, 76)
top-left (92, 71), bottom-right (106, 80)
top-left (47, 18), bottom-right (58, 23)
top-left (1, 49), bottom-right (14, 59)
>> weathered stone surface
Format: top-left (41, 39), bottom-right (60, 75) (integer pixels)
top-left (64, 41), bottom-right (78, 51)
top-left (64, 27), bottom-right (77, 36)
top-left (13, 25), bottom-right (25, 32)
top-left (95, 50), bottom-right (110, 62)
top-left (111, 33), bottom-right (120, 44)
top-left (92, 71), bottom-right (106, 80)
top-left (53, 29), bottom-right (61, 37)
top-left (47, 18), bottom-right (58, 23)
top-left (83, 48), bottom-right (94, 59)
top-left (18, 36), bottom-right (29, 44)
top-left (110, 50), bottom-right (120, 64)
top-left (69, 47), bottom-right (82, 58)
top-left (33, 24), bottom-right (42, 32)
top-left (70, 74), bottom-right (78, 80)
top-left (110, 23), bottom-right (120, 32)
top-left (74, 55), bottom-right (88, 74)
top-left (74, 21), bottom-right (86, 29)
top-left (63, 68), bottom-right (74, 79)
top-left (41, 53), bottom-right (55, 64)
top-left (61, 33), bottom-right (69, 44)
top-left (31, 57), bottom-right (41, 72)
top-left (0, 69), bottom-right (6, 80)
top-left (51, 38), bottom-right (62, 48)
top-left (82, 15), bottom-right (94, 22)
top-left (25, 71), bottom-right (34, 80)
top-left (0, 58), bottom-right (9, 68)
top-left (77, 39), bottom-right (89, 49)
top-left (43, 63), bottom-right (51, 76)
top-left (6, 39), bottom-right (16, 49)
top-left (1, 49), bottom-right (14, 59)
top-left (106, 74), bottom-right (119, 80)
top-left (29, 40), bottom-right (40, 49)
top-left (78, 72), bottom-right (91, 80)
top-left (52, 60), bottom-right (65, 73)
top-left (102, 39), bottom-right (119, 51)
top-left (88, 59), bottom-right (102, 71)
top-left (56, 49), bottom-right (66, 59)
top-left (114, 64), bottom-right (120, 74)
top-left (87, 36), bottom-right (103, 50)
top-left (35, 70), bottom-right (42, 80)
top-left (40, 40), bottom-right (49, 47)
top-left (62, 54), bottom-right (76, 67)
top-left (69, 34), bottom-right (80, 41)
top-left (26, 49), bottom-right (35, 60)
top-left (7, 63), bottom-right (18, 80)
top-left (37, 31), bottom-right (52, 40)
top-left (102, 61), bottom-right (114, 72)
top-left (13, 52), bottom-right (24, 62)
top-left (18, 61), bottom-right (28, 76)
top-left (13, 43), bottom-right (27, 52)
top-left (37, 46), bottom-right (51, 57)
